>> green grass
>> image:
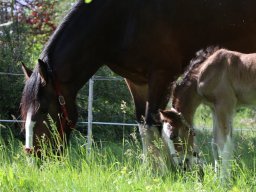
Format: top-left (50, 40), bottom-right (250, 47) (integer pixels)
top-left (194, 105), bottom-right (256, 130)
top-left (0, 130), bottom-right (255, 192)
top-left (0, 108), bottom-right (256, 191)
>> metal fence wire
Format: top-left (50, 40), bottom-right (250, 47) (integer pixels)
top-left (0, 72), bottom-right (138, 146)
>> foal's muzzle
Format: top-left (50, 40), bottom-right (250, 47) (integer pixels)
top-left (170, 134), bottom-right (178, 140)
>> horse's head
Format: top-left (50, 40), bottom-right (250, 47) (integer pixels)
top-left (21, 59), bottom-right (77, 154)
top-left (159, 108), bottom-right (194, 152)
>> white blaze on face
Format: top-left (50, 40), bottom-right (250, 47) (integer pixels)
top-left (161, 123), bottom-right (179, 165)
top-left (162, 122), bottom-right (172, 139)
top-left (25, 106), bottom-right (35, 149)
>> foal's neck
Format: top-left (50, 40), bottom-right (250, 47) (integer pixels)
top-left (172, 80), bottom-right (202, 125)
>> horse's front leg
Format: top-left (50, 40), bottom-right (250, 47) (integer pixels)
top-left (141, 71), bottom-right (174, 172)
top-left (125, 79), bottom-right (170, 172)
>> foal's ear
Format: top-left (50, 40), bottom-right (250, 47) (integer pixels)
top-left (38, 59), bottom-right (48, 86)
top-left (159, 109), bottom-right (168, 120)
top-left (21, 62), bottom-right (32, 80)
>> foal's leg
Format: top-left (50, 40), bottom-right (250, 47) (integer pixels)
top-left (212, 100), bottom-right (235, 179)
top-left (187, 135), bottom-right (203, 170)
top-left (211, 114), bottom-right (220, 173)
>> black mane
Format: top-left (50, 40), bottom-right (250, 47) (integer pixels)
top-left (40, 0), bottom-right (85, 64)
top-left (21, 65), bottom-right (41, 123)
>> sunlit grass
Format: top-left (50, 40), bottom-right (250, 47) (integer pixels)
top-left (0, 110), bottom-right (255, 191)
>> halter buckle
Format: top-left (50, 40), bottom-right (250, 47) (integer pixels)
top-left (66, 119), bottom-right (73, 126)
top-left (58, 95), bottom-right (66, 105)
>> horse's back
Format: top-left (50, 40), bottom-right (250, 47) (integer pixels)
top-left (197, 49), bottom-right (228, 99)
top-left (44, 0), bottom-right (256, 96)
top-left (49, 0), bottom-right (256, 81)
top-left (229, 52), bottom-right (256, 105)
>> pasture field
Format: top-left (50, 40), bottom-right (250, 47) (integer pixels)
top-left (0, 107), bottom-right (255, 192)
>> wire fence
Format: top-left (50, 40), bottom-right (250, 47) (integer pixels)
top-left (0, 72), bottom-right (138, 127)
top-left (0, 72), bottom-right (255, 134)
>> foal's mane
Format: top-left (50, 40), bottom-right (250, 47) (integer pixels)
top-left (177, 46), bottom-right (220, 85)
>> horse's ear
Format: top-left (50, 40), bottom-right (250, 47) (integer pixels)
top-left (21, 62), bottom-right (32, 80)
top-left (38, 59), bottom-right (48, 86)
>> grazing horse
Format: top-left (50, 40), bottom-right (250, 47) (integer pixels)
top-left (160, 47), bottom-right (256, 178)
top-left (21, 0), bottom-right (256, 170)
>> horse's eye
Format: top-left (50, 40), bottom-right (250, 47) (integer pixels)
top-left (38, 96), bottom-right (49, 114)
top-left (168, 125), bottom-right (172, 130)
top-left (39, 102), bottom-right (48, 114)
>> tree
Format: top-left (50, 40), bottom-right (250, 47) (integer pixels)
top-left (0, 0), bottom-right (59, 131)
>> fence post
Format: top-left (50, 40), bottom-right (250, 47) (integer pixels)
top-left (87, 76), bottom-right (94, 153)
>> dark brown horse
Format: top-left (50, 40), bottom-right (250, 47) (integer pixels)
top-left (21, 0), bottom-right (256, 170)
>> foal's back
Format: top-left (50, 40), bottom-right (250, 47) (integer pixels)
top-left (198, 49), bottom-right (256, 106)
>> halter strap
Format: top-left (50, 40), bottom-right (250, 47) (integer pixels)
top-left (40, 60), bottom-right (75, 137)
top-left (53, 80), bottom-right (75, 135)
top-left (46, 66), bottom-right (75, 136)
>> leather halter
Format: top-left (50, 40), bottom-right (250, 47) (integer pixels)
top-left (53, 80), bottom-right (75, 136)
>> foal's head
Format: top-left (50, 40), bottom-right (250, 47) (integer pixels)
top-left (21, 60), bottom-right (76, 154)
top-left (160, 109), bottom-right (183, 140)
top-left (159, 108), bottom-right (194, 152)
top-left (160, 109), bottom-right (202, 173)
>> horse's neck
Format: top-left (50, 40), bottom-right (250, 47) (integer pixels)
top-left (172, 80), bottom-right (202, 125)
top-left (40, 2), bottom-right (107, 88)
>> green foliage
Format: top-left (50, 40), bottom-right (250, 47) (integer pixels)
top-left (0, 1), bottom-right (58, 135)
top-left (0, 22), bottom-right (27, 120)
top-left (76, 66), bottom-right (135, 140)
top-left (194, 104), bottom-right (256, 130)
